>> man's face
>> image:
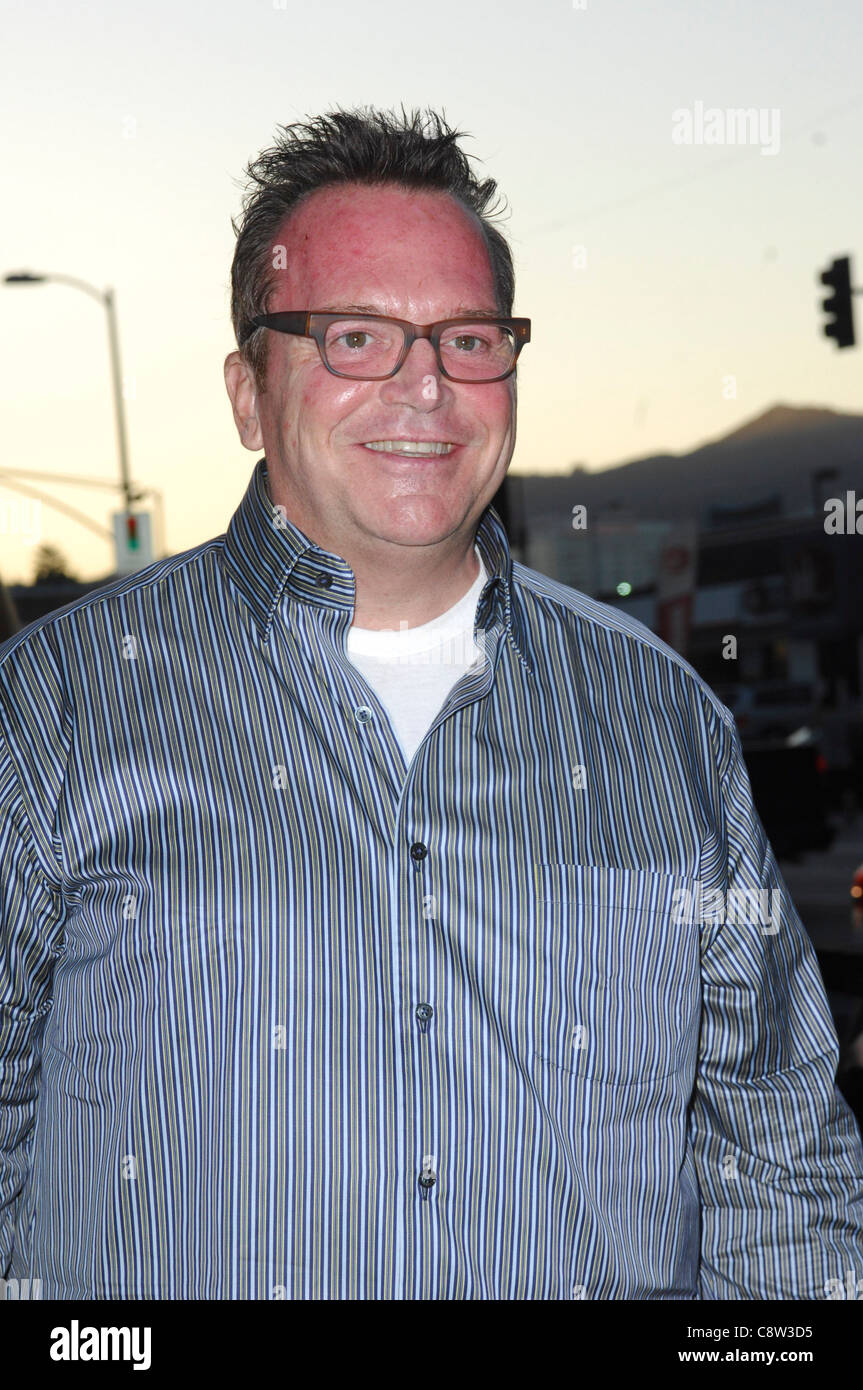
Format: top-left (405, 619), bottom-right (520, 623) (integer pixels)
top-left (225, 182), bottom-right (517, 562)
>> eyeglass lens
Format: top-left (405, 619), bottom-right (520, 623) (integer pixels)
top-left (322, 319), bottom-right (517, 379)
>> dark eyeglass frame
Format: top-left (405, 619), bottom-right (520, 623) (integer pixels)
top-left (246, 311), bottom-right (531, 382)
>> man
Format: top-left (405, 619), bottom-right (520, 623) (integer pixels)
top-left (1, 108), bottom-right (862, 1301)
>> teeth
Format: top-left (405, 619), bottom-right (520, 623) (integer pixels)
top-left (363, 440), bottom-right (455, 455)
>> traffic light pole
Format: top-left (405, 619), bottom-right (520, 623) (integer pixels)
top-left (104, 287), bottom-right (133, 514)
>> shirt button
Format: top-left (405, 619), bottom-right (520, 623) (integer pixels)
top-left (354, 705), bottom-right (374, 724)
top-left (315, 572), bottom-right (333, 588)
top-left (415, 1003), bottom-right (434, 1031)
top-left (419, 1157), bottom-right (437, 1193)
top-left (410, 842), bottom-right (428, 862)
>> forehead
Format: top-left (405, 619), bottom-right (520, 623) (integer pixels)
top-left (269, 182), bottom-right (497, 310)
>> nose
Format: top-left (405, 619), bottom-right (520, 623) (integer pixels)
top-left (378, 336), bottom-right (445, 408)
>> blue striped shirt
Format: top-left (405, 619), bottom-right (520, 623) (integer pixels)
top-left (2, 456), bottom-right (862, 1299)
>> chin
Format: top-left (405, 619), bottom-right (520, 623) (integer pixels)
top-left (368, 502), bottom-right (462, 545)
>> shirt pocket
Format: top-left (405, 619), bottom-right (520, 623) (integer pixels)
top-left (528, 862), bottom-right (699, 1088)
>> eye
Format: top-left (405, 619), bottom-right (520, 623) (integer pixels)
top-left (451, 333), bottom-right (484, 352)
top-left (337, 330), bottom-right (372, 350)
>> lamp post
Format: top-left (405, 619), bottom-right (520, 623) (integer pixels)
top-left (3, 271), bottom-right (134, 513)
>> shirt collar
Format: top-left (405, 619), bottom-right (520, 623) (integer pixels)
top-left (222, 457), bottom-right (531, 665)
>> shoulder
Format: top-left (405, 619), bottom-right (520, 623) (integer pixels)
top-left (0, 537), bottom-right (225, 677)
top-left (512, 559), bottom-right (736, 737)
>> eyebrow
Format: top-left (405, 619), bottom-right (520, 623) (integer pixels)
top-left (315, 303), bottom-right (501, 318)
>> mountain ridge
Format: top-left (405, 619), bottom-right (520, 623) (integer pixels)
top-left (514, 403), bottom-right (863, 525)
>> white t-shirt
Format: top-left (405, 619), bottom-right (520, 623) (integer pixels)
top-left (345, 548), bottom-right (489, 763)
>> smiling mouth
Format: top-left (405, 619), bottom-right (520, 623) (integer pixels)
top-left (361, 440), bottom-right (457, 456)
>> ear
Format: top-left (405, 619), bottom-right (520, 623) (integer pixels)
top-left (224, 350), bottom-right (264, 451)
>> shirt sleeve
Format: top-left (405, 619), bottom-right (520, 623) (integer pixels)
top-left (690, 717), bottom-right (863, 1299)
top-left (0, 733), bottom-right (65, 1276)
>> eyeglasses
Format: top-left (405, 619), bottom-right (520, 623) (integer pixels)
top-left (246, 311), bottom-right (531, 383)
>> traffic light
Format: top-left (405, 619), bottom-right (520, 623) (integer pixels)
top-left (112, 510), bottom-right (152, 575)
top-left (819, 255), bottom-right (855, 349)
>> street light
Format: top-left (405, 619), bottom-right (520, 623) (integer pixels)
top-left (3, 270), bottom-right (133, 512)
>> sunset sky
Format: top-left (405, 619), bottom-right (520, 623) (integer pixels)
top-left (1, 0), bottom-right (861, 583)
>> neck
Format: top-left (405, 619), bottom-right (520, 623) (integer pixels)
top-left (349, 541), bottom-right (481, 630)
top-left (263, 467), bottom-right (482, 630)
